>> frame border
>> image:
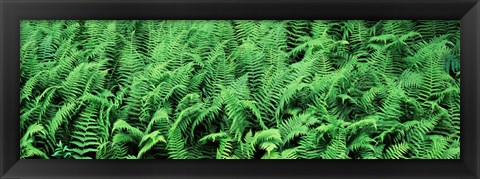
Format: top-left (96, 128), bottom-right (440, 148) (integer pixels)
top-left (1, 0), bottom-right (479, 178)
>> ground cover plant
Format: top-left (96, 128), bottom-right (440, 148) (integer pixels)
top-left (20, 20), bottom-right (460, 159)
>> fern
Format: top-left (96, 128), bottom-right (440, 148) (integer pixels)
top-left (20, 20), bottom-right (460, 159)
top-left (20, 123), bottom-right (49, 159)
top-left (69, 104), bottom-right (102, 159)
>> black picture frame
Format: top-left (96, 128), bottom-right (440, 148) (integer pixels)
top-left (1, 0), bottom-right (479, 178)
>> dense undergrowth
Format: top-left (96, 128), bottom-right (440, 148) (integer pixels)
top-left (20, 20), bottom-right (460, 159)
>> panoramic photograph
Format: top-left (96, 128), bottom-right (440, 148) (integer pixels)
top-left (20, 20), bottom-right (460, 159)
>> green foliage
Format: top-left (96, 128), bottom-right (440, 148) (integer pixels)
top-left (20, 20), bottom-right (460, 159)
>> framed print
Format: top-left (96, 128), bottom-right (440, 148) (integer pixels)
top-left (1, 0), bottom-right (480, 178)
